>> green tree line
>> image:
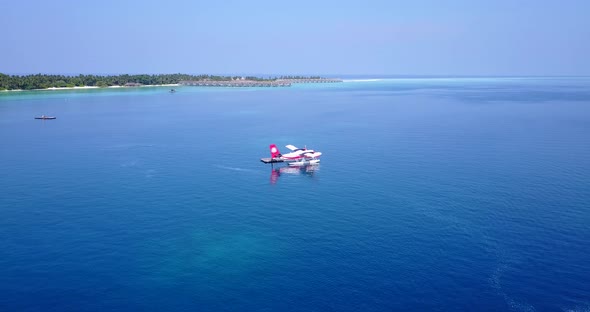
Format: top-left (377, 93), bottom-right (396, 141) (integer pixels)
top-left (0, 73), bottom-right (328, 90)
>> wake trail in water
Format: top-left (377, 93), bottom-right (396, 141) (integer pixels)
top-left (213, 165), bottom-right (258, 173)
top-left (103, 143), bottom-right (156, 150)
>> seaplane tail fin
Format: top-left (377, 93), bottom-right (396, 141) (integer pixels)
top-left (270, 144), bottom-right (281, 158)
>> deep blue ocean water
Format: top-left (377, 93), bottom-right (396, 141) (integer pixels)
top-left (1, 78), bottom-right (589, 311)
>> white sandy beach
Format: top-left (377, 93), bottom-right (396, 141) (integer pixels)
top-left (45, 86), bottom-right (99, 90)
top-left (2, 83), bottom-right (180, 92)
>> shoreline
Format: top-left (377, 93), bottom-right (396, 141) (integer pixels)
top-left (1, 83), bottom-right (180, 92)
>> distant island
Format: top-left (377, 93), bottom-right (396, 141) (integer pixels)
top-left (0, 73), bottom-right (341, 91)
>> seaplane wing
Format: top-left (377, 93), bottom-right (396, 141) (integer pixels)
top-left (303, 152), bottom-right (322, 158)
top-left (285, 144), bottom-right (299, 151)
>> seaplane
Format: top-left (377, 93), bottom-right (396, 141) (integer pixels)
top-left (261, 144), bottom-right (322, 166)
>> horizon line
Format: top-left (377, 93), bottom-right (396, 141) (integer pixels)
top-left (2, 72), bottom-right (590, 78)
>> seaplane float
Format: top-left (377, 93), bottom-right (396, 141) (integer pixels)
top-left (261, 144), bottom-right (322, 166)
top-left (34, 115), bottom-right (56, 120)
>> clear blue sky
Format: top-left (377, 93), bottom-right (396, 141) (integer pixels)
top-left (2, 0), bottom-right (589, 76)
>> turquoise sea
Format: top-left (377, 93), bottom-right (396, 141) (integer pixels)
top-left (1, 78), bottom-right (589, 311)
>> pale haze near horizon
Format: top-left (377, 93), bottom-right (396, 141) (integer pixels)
top-left (2, 0), bottom-right (589, 76)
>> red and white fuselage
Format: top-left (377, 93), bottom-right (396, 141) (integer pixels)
top-left (269, 144), bottom-right (322, 166)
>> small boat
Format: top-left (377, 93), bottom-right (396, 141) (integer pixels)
top-left (35, 115), bottom-right (56, 120)
top-left (169, 89), bottom-right (176, 93)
